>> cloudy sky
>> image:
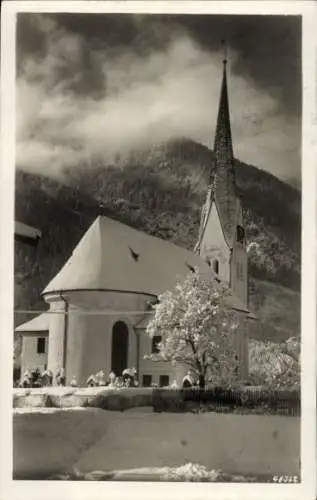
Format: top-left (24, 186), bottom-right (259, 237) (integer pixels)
top-left (16, 13), bottom-right (302, 187)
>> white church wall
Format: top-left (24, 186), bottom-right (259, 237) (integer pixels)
top-left (231, 245), bottom-right (248, 306)
top-left (66, 309), bottom-right (109, 386)
top-left (21, 333), bottom-right (48, 377)
top-left (231, 206), bottom-right (248, 307)
top-left (44, 290), bottom-right (154, 385)
top-left (138, 330), bottom-right (186, 387)
top-left (60, 290), bottom-right (154, 312)
top-left (233, 313), bottom-right (249, 381)
top-left (199, 203), bottom-right (231, 284)
top-left (47, 300), bottom-right (67, 381)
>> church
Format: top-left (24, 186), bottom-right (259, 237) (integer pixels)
top-left (16, 58), bottom-right (253, 387)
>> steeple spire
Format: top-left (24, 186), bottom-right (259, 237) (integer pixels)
top-left (212, 47), bottom-right (237, 244)
top-left (214, 41), bottom-right (234, 168)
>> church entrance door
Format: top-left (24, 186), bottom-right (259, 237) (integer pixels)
top-left (111, 321), bottom-right (129, 377)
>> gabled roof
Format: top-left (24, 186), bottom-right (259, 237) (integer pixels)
top-left (15, 313), bottom-right (49, 332)
top-left (42, 216), bottom-right (219, 297)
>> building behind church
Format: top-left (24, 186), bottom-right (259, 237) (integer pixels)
top-left (16, 59), bottom-right (252, 387)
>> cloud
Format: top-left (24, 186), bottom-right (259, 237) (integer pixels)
top-left (16, 16), bottom-right (300, 184)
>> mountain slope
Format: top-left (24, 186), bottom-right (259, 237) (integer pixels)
top-left (64, 139), bottom-right (301, 289)
top-left (248, 279), bottom-right (300, 342)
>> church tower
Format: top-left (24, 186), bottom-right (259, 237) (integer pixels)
top-left (195, 54), bottom-right (248, 308)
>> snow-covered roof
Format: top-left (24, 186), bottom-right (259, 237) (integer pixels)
top-left (42, 215), bottom-right (221, 297)
top-left (15, 313), bottom-right (49, 333)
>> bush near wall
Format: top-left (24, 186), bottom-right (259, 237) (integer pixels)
top-left (152, 387), bottom-right (300, 416)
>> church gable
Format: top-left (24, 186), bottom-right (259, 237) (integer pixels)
top-left (197, 200), bottom-right (231, 285)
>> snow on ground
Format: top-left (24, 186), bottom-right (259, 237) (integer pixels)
top-left (13, 407), bottom-right (87, 415)
top-left (13, 386), bottom-right (153, 397)
top-left (14, 387), bottom-right (77, 397)
top-left (62, 463), bottom-right (221, 482)
top-left (13, 386), bottom-right (154, 411)
top-left (13, 407), bottom-right (300, 480)
top-left (14, 386), bottom-right (154, 412)
top-left (115, 463), bottom-right (220, 482)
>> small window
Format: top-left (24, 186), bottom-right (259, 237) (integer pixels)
top-left (151, 335), bottom-right (162, 354)
top-left (205, 256), bottom-right (211, 267)
top-left (159, 375), bottom-right (169, 387)
top-left (236, 225), bottom-right (245, 244)
top-left (37, 337), bottom-right (46, 354)
top-left (213, 260), bottom-right (219, 275)
top-left (142, 374), bottom-right (152, 387)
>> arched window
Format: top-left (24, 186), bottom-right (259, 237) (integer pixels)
top-left (213, 259), bottom-right (219, 275)
top-left (111, 321), bottom-right (129, 376)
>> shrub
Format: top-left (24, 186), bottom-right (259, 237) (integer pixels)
top-left (152, 387), bottom-right (300, 416)
top-left (248, 338), bottom-right (300, 390)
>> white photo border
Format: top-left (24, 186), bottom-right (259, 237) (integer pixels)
top-left (1, 2), bottom-right (316, 499)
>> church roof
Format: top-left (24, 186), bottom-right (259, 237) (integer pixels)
top-left (15, 313), bottom-right (49, 332)
top-left (42, 215), bottom-right (220, 297)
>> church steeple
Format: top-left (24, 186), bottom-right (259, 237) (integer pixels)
top-left (196, 47), bottom-right (239, 252)
top-left (195, 44), bottom-right (250, 379)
